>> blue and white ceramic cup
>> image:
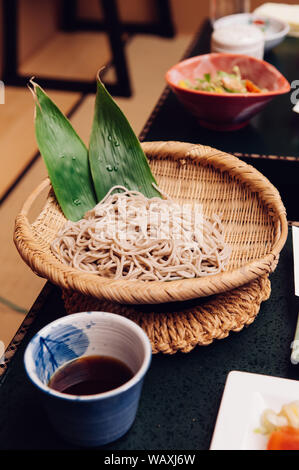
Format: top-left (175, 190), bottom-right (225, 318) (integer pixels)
top-left (24, 311), bottom-right (152, 447)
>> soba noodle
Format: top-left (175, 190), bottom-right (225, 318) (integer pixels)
top-left (51, 186), bottom-right (231, 281)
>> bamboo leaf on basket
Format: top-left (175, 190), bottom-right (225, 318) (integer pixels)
top-left (89, 71), bottom-right (161, 201)
top-left (29, 80), bottom-right (97, 222)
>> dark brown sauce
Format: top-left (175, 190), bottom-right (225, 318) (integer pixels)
top-left (48, 355), bottom-right (134, 396)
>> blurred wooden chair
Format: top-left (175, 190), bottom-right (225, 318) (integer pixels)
top-left (2, 0), bottom-right (175, 97)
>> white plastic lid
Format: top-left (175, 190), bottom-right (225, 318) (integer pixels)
top-left (212, 24), bottom-right (264, 50)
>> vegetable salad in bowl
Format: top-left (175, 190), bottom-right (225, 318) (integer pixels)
top-left (165, 53), bottom-right (290, 131)
top-left (178, 66), bottom-right (267, 94)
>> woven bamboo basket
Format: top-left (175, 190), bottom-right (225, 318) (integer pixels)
top-left (14, 141), bottom-right (288, 305)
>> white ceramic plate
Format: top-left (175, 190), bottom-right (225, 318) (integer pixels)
top-left (210, 371), bottom-right (299, 450)
top-left (214, 13), bottom-right (290, 51)
top-left (254, 3), bottom-right (299, 38)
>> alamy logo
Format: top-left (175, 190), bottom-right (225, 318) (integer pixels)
top-left (291, 80), bottom-right (299, 105)
top-left (0, 341), bottom-right (4, 365)
top-left (0, 81), bottom-right (4, 104)
top-left (291, 339), bottom-right (299, 364)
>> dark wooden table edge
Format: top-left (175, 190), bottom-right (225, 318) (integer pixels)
top-left (138, 22), bottom-right (205, 142)
top-left (0, 282), bottom-right (54, 380)
top-left (2, 20), bottom-right (299, 380)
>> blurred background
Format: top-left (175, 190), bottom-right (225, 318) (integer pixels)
top-left (0, 0), bottom-right (297, 348)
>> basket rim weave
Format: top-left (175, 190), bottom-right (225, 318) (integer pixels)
top-left (14, 141), bottom-right (288, 304)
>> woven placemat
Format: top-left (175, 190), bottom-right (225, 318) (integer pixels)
top-left (62, 275), bottom-right (271, 354)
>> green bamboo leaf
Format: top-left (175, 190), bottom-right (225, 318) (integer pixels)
top-left (30, 80), bottom-right (97, 221)
top-left (89, 72), bottom-right (161, 201)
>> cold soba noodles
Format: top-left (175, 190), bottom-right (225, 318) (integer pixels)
top-left (51, 186), bottom-right (231, 281)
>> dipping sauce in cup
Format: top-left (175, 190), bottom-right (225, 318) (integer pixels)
top-left (24, 311), bottom-right (152, 447)
top-left (48, 354), bottom-right (134, 395)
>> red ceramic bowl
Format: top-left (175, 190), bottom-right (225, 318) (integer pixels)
top-left (165, 53), bottom-right (290, 131)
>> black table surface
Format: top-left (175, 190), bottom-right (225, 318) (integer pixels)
top-left (1, 21), bottom-right (299, 451)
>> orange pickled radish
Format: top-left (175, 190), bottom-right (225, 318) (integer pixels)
top-left (245, 79), bottom-right (262, 93)
top-left (267, 426), bottom-right (299, 450)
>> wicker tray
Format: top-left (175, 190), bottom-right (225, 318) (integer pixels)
top-left (14, 141), bottom-right (287, 305)
top-left (62, 275), bottom-right (271, 354)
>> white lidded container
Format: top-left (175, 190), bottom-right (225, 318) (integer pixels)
top-left (211, 24), bottom-right (265, 59)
